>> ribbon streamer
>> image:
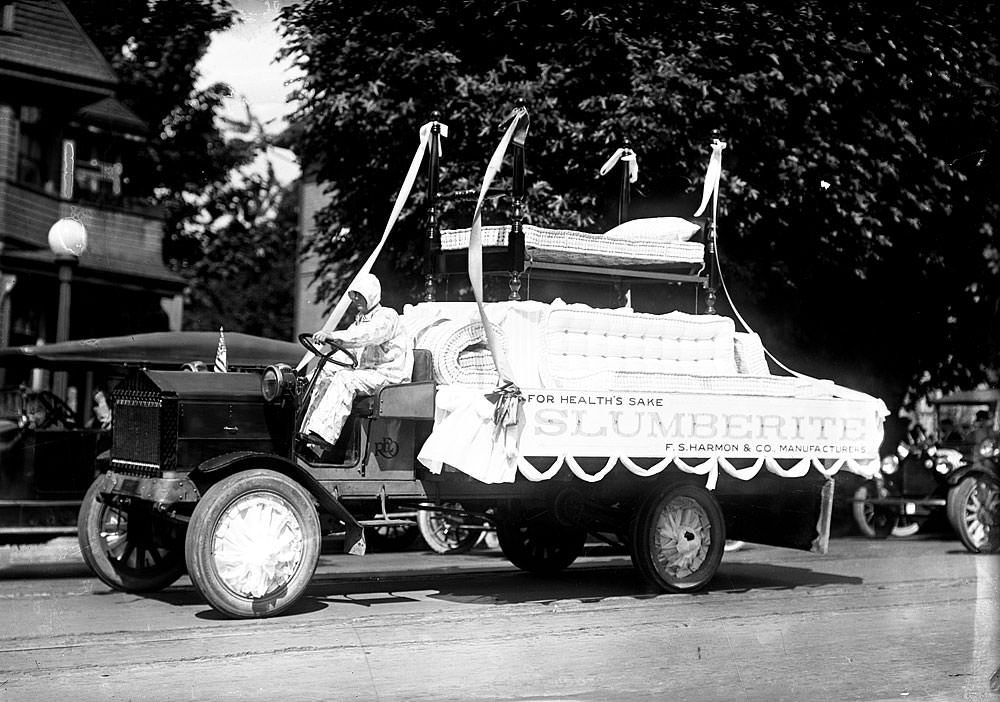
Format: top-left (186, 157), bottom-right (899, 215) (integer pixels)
top-left (599, 147), bottom-right (639, 183)
top-left (297, 120), bottom-right (447, 369)
top-left (694, 138), bottom-right (727, 218)
top-left (467, 107), bottom-right (529, 385)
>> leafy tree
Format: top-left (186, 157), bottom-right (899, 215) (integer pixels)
top-left (63, 0), bottom-right (248, 266)
top-left (65, 0), bottom-right (296, 337)
top-left (279, 0), bottom-right (998, 408)
top-left (180, 154), bottom-right (298, 338)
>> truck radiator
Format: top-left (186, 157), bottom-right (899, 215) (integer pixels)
top-left (110, 374), bottom-right (177, 478)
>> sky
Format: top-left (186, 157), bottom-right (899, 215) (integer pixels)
top-left (196, 0), bottom-right (301, 183)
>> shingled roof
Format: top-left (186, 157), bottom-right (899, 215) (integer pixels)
top-left (0, 0), bottom-right (118, 93)
top-left (76, 96), bottom-right (148, 134)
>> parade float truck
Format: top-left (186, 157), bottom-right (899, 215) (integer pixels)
top-left (77, 107), bottom-right (887, 618)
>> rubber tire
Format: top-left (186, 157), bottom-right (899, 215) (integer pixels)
top-left (948, 476), bottom-right (1000, 554)
top-left (853, 484), bottom-right (899, 539)
top-left (418, 503), bottom-right (483, 555)
top-left (77, 476), bottom-right (186, 593)
top-left (185, 469), bottom-right (321, 619)
top-left (630, 483), bottom-right (725, 593)
top-left (496, 520), bottom-right (587, 573)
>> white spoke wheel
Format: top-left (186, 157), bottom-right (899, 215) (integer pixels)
top-left (418, 502), bottom-right (484, 554)
top-left (185, 469), bottom-right (321, 618)
top-left (948, 476), bottom-right (1000, 554)
top-left (77, 476), bottom-right (186, 593)
top-left (631, 484), bottom-right (725, 593)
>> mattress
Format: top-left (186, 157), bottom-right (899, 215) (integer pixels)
top-left (414, 317), bottom-right (504, 386)
top-left (440, 224), bottom-right (705, 267)
top-left (402, 302), bottom-right (806, 397)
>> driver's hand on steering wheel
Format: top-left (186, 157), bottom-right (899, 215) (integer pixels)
top-left (311, 329), bottom-right (338, 346)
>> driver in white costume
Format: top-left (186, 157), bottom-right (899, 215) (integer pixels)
top-left (301, 273), bottom-right (413, 447)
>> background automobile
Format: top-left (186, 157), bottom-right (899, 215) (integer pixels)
top-left (852, 389), bottom-right (999, 552)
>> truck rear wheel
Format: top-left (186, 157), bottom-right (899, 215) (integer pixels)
top-left (185, 469), bottom-right (321, 618)
top-left (77, 476), bottom-right (186, 593)
top-left (418, 502), bottom-right (484, 554)
top-left (496, 519), bottom-right (586, 573)
top-left (630, 483), bottom-right (725, 593)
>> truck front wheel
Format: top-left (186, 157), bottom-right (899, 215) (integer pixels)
top-left (185, 469), bottom-right (321, 618)
top-left (77, 476), bottom-right (186, 593)
top-left (630, 483), bottom-right (725, 593)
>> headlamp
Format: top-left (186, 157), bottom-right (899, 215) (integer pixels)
top-left (881, 455), bottom-right (899, 475)
top-left (261, 363), bottom-right (295, 403)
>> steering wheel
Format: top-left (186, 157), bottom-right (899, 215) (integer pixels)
top-left (33, 390), bottom-right (78, 430)
top-left (298, 333), bottom-right (358, 369)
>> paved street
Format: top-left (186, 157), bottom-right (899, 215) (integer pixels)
top-left (0, 533), bottom-right (997, 702)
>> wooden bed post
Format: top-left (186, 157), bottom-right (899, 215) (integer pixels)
top-left (423, 113), bottom-right (442, 302)
top-left (618, 137), bottom-right (632, 225)
top-left (508, 98), bottom-right (527, 301)
top-left (704, 129), bottom-right (721, 314)
top-left (705, 217), bottom-right (718, 314)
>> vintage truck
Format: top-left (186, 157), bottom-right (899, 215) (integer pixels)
top-left (75, 110), bottom-right (887, 618)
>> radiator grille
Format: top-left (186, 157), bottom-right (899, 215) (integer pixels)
top-left (111, 375), bottom-right (176, 478)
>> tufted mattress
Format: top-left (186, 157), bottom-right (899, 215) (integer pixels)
top-left (399, 301), bottom-right (827, 399)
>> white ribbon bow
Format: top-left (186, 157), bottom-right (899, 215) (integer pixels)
top-left (297, 120), bottom-right (447, 369)
top-left (694, 138), bottom-right (727, 217)
top-left (599, 147), bottom-right (639, 183)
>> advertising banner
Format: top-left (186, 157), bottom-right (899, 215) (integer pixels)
top-left (517, 389), bottom-right (884, 460)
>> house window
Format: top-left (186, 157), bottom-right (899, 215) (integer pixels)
top-left (16, 105), bottom-right (58, 193)
top-left (66, 128), bottom-right (127, 204)
top-left (1, 2), bottom-right (15, 33)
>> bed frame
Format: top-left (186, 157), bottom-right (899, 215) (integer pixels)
top-left (420, 105), bottom-right (721, 313)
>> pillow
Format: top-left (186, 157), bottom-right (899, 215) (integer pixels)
top-left (603, 216), bottom-right (701, 242)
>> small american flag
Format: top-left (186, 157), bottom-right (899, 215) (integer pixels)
top-left (214, 327), bottom-right (228, 372)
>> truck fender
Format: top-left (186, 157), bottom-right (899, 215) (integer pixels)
top-left (194, 451), bottom-right (366, 555)
top-left (946, 460), bottom-right (999, 487)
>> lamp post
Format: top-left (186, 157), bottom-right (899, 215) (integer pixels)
top-left (47, 217), bottom-right (87, 399)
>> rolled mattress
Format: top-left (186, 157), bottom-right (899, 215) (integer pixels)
top-left (415, 318), bottom-right (504, 386)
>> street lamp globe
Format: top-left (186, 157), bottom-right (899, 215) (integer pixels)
top-left (47, 217), bottom-right (88, 257)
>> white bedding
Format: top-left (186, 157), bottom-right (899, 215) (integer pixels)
top-left (402, 301), bottom-right (828, 400)
top-left (439, 224), bottom-right (705, 267)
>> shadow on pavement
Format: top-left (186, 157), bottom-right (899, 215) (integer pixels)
top-left (298, 557), bottom-right (864, 609)
top-left (134, 552), bottom-right (864, 620)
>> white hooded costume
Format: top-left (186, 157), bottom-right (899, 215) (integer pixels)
top-left (301, 273), bottom-right (413, 445)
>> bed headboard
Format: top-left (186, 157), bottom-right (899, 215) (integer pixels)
top-left (422, 104), bottom-right (719, 313)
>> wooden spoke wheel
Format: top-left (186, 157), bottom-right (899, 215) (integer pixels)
top-left (853, 484), bottom-right (910, 539)
top-left (77, 476), bottom-right (186, 593)
top-left (948, 476), bottom-right (999, 554)
top-left (418, 502), bottom-right (484, 554)
top-left (630, 483), bottom-right (725, 593)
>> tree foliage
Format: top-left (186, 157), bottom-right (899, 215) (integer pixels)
top-left (65, 0), bottom-right (296, 337)
top-left (180, 155), bottom-right (298, 338)
top-left (279, 1), bottom-right (998, 407)
top-left (64, 0), bottom-right (248, 266)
